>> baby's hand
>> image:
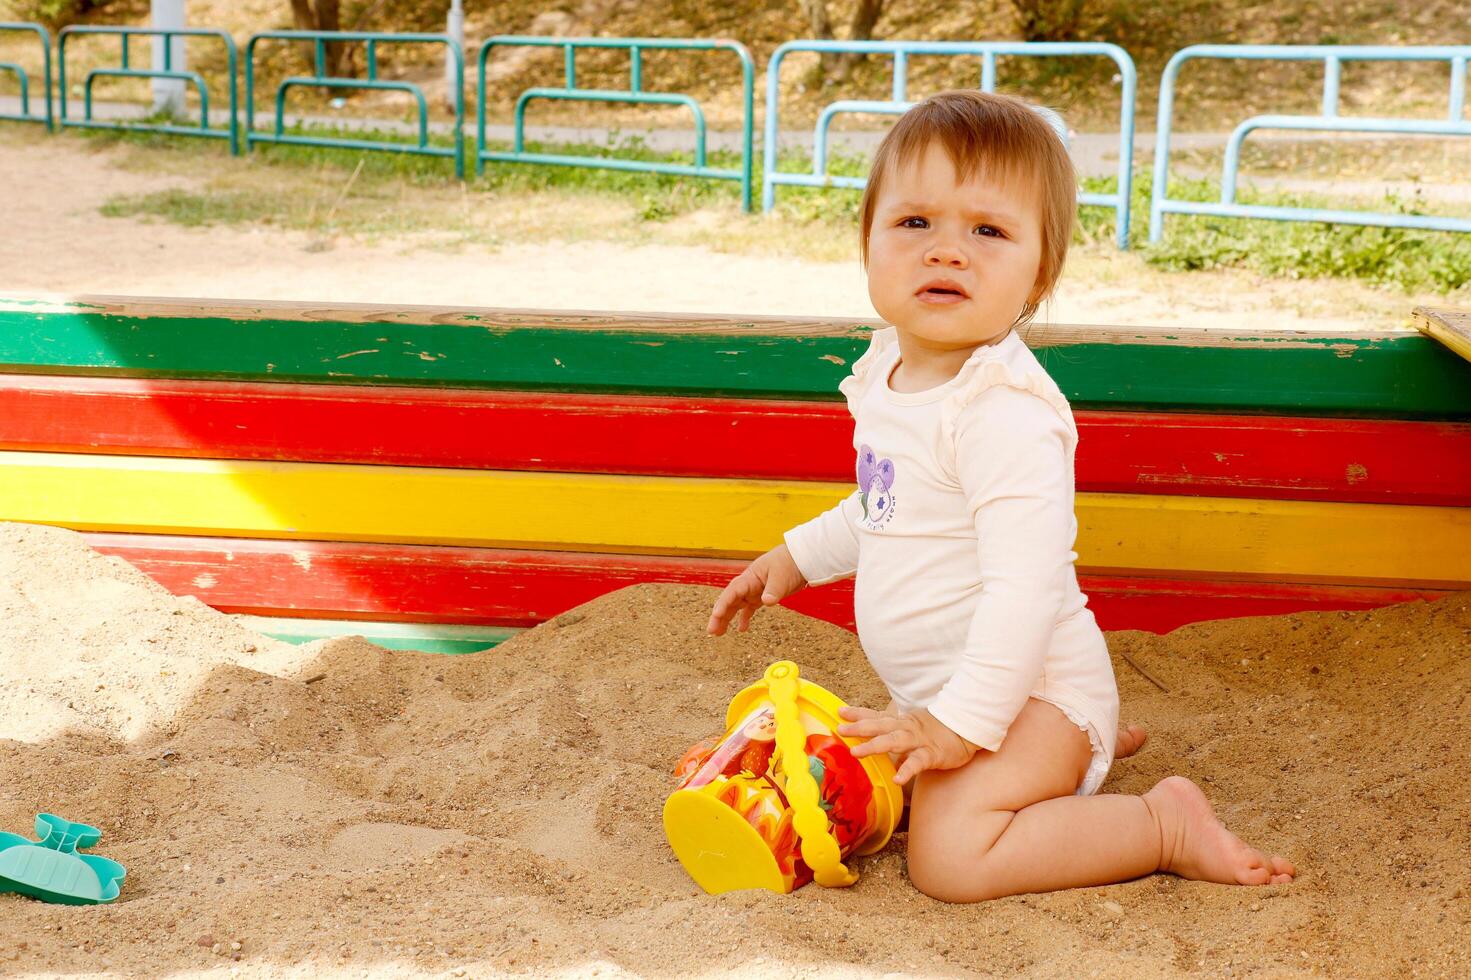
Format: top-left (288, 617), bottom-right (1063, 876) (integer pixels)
top-left (706, 544), bottom-right (807, 636)
top-left (837, 706), bottom-right (978, 785)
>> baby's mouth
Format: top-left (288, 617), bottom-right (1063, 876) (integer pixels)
top-left (916, 285), bottom-right (970, 304)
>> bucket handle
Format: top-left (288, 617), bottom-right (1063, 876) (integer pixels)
top-left (765, 661), bottom-right (859, 888)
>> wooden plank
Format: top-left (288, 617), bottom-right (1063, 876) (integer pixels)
top-left (4, 450), bottom-right (1468, 585)
top-left (0, 292), bottom-right (1414, 341)
top-left (90, 533), bottom-right (1452, 636)
top-left (2, 295), bottom-right (1469, 415)
top-left (1413, 307), bottom-right (1471, 363)
top-left (1075, 410), bottom-right (1471, 506)
top-left (1077, 576), bottom-right (1451, 634)
top-left (92, 535), bottom-right (828, 626)
top-left (0, 375), bottom-right (855, 482)
top-left (0, 450), bottom-right (843, 556)
top-left (3, 375), bottom-right (1468, 504)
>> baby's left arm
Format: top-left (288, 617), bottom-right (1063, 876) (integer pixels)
top-left (842, 386), bottom-right (1076, 782)
top-left (927, 385), bottom-right (1075, 753)
top-left (838, 704), bottom-right (979, 784)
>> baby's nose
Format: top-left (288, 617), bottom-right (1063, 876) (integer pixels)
top-left (925, 247), bottom-right (968, 268)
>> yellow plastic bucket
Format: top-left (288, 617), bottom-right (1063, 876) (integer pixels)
top-left (662, 661), bottom-right (903, 895)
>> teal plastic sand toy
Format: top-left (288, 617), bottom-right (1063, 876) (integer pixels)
top-left (0, 814), bottom-right (126, 905)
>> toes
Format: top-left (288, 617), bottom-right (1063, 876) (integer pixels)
top-left (1114, 724), bottom-right (1149, 759)
top-left (1237, 847), bottom-right (1273, 885)
top-left (1269, 855), bottom-right (1296, 880)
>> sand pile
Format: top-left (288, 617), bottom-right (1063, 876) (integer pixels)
top-left (0, 524), bottom-right (314, 743)
top-left (1, 522), bottom-right (1468, 978)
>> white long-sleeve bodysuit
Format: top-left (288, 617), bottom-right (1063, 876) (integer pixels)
top-left (784, 326), bottom-right (1120, 794)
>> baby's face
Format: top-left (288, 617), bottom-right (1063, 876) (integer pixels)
top-left (865, 141), bottom-right (1045, 349)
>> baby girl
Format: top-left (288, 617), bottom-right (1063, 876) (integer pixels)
top-left (707, 90), bottom-right (1294, 902)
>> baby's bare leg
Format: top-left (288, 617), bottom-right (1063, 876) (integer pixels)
top-left (905, 699), bottom-right (1293, 903)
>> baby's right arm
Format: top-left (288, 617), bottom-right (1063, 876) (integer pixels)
top-left (705, 542), bottom-right (807, 636)
top-left (783, 489), bottom-right (865, 586)
top-left (705, 490), bottom-right (863, 636)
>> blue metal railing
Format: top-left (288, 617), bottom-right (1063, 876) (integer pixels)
top-left (1150, 45), bottom-right (1471, 242)
top-left (0, 22), bottom-right (53, 130)
top-left (762, 40), bottom-right (1138, 248)
top-left (245, 30), bottom-right (465, 178)
top-left (476, 36), bottom-right (756, 211)
top-left (57, 25), bottom-right (238, 153)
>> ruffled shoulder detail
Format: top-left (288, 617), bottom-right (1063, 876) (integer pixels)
top-left (938, 335), bottom-right (1078, 472)
top-left (837, 327), bottom-right (899, 418)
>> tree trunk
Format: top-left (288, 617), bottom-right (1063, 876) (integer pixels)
top-left (288, 0), bottom-right (349, 76)
top-left (835, 0), bottom-right (886, 83)
top-left (847, 0), bottom-right (884, 41)
top-left (288, 0), bottom-right (311, 29)
top-left (799, 0), bottom-right (835, 39)
top-left (1009, 0), bottom-right (1088, 42)
top-left (798, 0), bottom-right (840, 80)
top-left (799, 1), bottom-right (888, 85)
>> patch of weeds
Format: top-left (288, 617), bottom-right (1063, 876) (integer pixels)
top-left (1078, 171), bottom-right (1471, 294)
top-left (637, 194), bottom-right (676, 222)
top-left (100, 188), bottom-right (278, 227)
top-left (761, 145), bottom-right (868, 228)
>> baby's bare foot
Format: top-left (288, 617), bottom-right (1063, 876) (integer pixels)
top-left (1144, 775), bottom-right (1295, 885)
top-left (1114, 723), bottom-right (1148, 759)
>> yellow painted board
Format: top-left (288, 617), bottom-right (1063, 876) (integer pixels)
top-left (0, 451), bottom-right (839, 557)
top-left (1, 451), bottom-right (1469, 587)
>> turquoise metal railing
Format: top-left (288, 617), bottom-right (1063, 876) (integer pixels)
top-left (0, 22), bottom-right (52, 130)
top-left (1151, 45), bottom-right (1471, 242)
top-left (57, 25), bottom-right (238, 153)
top-left (476, 36), bottom-right (756, 212)
top-left (762, 40), bottom-right (1138, 249)
top-left (245, 30), bottom-right (465, 178)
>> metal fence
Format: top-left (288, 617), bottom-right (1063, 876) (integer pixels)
top-left (0, 22), bottom-right (52, 129)
top-left (475, 36), bottom-right (755, 211)
top-left (244, 30), bottom-right (465, 178)
top-left (762, 40), bottom-right (1138, 248)
top-left (1150, 44), bottom-right (1471, 241)
top-left (9, 24), bottom-right (1470, 248)
top-left (57, 25), bottom-right (238, 153)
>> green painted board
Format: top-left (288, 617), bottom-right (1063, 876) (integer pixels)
top-left (3, 296), bottom-right (1469, 417)
top-left (242, 615), bottom-right (519, 655)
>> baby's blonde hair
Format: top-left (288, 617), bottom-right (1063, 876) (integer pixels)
top-left (858, 89), bottom-right (1076, 327)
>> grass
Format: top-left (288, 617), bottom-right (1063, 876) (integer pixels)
top-left (1077, 171), bottom-right (1471, 294)
top-left (85, 119), bottom-right (1471, 298)
top-left (87, 120), bottom-right (874, 260)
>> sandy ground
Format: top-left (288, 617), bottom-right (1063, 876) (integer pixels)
top-left (0, 134), bottom-right (1440, 330)
top-left (1, 522), bottom-right (1469, 979)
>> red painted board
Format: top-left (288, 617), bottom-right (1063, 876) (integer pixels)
top-left (86, 533), bottom-right (1450, 636)
top-left (1078, 575), bottom-right (1449, 633)
top-left (1076, 410), bottom-right (1471, 506)
top-left (0, 374), bottom-right (851, 482)
top-left (5, 375), bottom-right (1470, 505)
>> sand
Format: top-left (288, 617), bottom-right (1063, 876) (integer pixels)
top-left (1, 520), bottom-right (1469, 978)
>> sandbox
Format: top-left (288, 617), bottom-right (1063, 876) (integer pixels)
top-left (1, 522), bottom-right (1468, 977)
top-left (1, 293), bottom-right (1468, 976)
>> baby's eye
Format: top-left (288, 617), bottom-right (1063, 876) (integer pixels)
top-left (974, 224), bottom-right (1005, 238)
top-left (899, 216), bottom-right (928, 229)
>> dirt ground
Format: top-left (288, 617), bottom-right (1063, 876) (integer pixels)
top-left (1, 522), bottom-right (1469, 978)
top-left (0, 132), bottom-right (1443, 330)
